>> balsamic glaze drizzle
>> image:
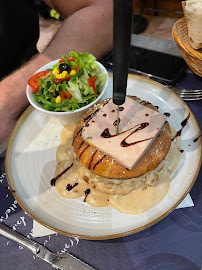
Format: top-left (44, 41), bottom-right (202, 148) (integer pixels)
top-left (101, 123), bottom-right (141, 139)
top-left (101, 122), bottom-right (151, 147)
top-left (164, 112), bottom-right (170, 117)
top-left (78, 141), bottom-right (84, 150)
top-left (84, 189), bottom-right (91, 202)
top-left (101, 128), bottom-right (114, 138)
top-left (66, 182), bottom-right (78, 191)
top-left (193, 134), bottom-right (201, 143)
top-left (84, 109), bottom-right (100, 122)
top-left (79, 145), bottom-right (90, 159)
top-left (93, 155), bottom-right (106, 170)
top-left (113, 118), bottom-right (120, 126)
top-left (121, 123), bottom-right (152, 147)
top-left (89, 150), bottom-right (97, 170)
top-left (141, 101), bottom-right (150, 106)
top-left (51, 163), bottom-right (73, 186)
top-left (72, 127), bottom-right (83, 143)
top-left (119, 107), bottom-right (124, 111)
top-left (171, 113), bottom-right (190, 141)
top-left (121, 136), bottom-right (153, 147)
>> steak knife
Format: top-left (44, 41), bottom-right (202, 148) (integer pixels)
top-left (113, 0), bottom-right (134, 134)
top-left (0, 222), bottom-right (95, 270)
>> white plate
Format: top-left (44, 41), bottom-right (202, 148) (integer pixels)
top-left (5, 74), bottom-right (202, 239)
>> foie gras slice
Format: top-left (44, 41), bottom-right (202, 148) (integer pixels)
top-left (82, 97), bottom-right (167, 170)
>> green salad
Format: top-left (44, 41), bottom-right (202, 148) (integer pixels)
top-left (28, 51), bottom-right (106, 112)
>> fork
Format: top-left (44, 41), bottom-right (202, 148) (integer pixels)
top-left (130, 72), bottom-right (202, 101)
top-left (168, 87), bottom-right (202, 100)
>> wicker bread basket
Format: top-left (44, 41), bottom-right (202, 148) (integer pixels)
top-left (172, 17), bottom-right (202, 77)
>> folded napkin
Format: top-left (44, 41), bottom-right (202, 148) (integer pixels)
top-left (32, 194), bottom-right (194, 238)
top-left (33, 221), bottom-right (56, 237)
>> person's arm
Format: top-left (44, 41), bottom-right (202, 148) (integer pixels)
top-left (0, 0), bottom-right (113, 144)
top-left (43, 0), bottom-right (113, 59)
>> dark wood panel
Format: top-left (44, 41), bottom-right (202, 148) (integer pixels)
top-left (134, 0), bottom-right (183, 17)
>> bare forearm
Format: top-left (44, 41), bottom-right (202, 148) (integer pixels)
top-left (0, 0), bottom-right (112, 117)
top-left (0, 54), bottom-right (51, 118)
top-left (43, 1), bottom-right (113, 60)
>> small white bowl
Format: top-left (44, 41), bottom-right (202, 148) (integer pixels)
top-left (26, 60), bottom-right (108, 123)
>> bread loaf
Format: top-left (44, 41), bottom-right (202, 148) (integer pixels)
top-left (182, 0), bottom-right (202, 50)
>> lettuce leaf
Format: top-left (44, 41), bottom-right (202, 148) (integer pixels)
top-left (66, 81), bottom-right (82, 102)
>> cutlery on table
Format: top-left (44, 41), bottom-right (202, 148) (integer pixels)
top-left (168, 87), bottom-right (202, 100)
top-left (0, 222), bottom-right (95, 270)
top-left (112, 0), bottom-right (134, 134)
top-left (126, 70), bottom-right (202, 101)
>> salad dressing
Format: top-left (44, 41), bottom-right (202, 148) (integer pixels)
top-left (54, 122), bottom-right (181, 215)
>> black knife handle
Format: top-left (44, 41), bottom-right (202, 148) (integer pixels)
top-left (113, 0), bottom-right (133, 105)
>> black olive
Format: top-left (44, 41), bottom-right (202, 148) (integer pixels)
top-left (59, 63), bottom-right (71, 73)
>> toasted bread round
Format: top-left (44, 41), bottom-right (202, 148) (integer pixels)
top-left (73, 96), bottom-right (171, 179)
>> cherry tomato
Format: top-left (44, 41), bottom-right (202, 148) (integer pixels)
top-left (88, 75), bottom-right (97, 94)
top-left (28, 70), bottom-right (50, 93)
top-left (59, 91), bottom-right (72, 100)
top-left (71, 65), bottom-right (80, 73)
top-left (53, 77), bottom-right (70, 84)
top-left (67, 56), bottom-right (75, 61)
top-left (59, 58), bottom-right (65, 63)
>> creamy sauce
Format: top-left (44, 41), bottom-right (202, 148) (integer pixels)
top-left (54, 122), bottom-right (181, 215)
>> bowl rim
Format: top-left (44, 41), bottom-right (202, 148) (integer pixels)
top-left (26, 60), bottom-right (109, 115)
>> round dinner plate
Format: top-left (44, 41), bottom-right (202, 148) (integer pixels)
top-left (5, 73), bottom-right (202, 239)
